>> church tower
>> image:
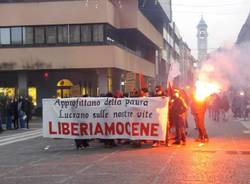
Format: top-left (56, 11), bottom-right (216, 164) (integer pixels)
top-left (197, 16), bottom-right (208, 61)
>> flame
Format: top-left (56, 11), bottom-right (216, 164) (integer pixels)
top-left (195, 80), bottom-right (220, 101)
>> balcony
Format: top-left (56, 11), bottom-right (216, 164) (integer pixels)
top-left (0, 0), bottom-right (112, 26)
top-left (0, 45), bottom-right (155, 77)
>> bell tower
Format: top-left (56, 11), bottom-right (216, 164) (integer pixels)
top-left (197, 16), bottom-right (208, 61)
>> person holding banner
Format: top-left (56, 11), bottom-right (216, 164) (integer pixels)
top-left (74, 94), bottom-right (90, 149)
top-left (152, 85), bottom-right (164, 147)
top-left (103, 92), bottom-right (117, 148)
top-left (131, 88), bottom-right (149, 148)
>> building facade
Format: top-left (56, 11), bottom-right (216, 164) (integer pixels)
top-left (236, 13), bottom-right (250, 45)
top-left (179, 40), bottom-right (195, 88)
top-left (0, 0), bottom-right (194, 114)
top-left (0, 0), bottom-right (174, 112)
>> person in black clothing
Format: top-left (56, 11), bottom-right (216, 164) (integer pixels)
top-left (21, 97), bottom-right (33, 129)
top-left (6, 99), bottom-right (13, 130)
top-left (11, 97), bottom-right (19, 129)
top-left (171, 90), bottom-right (188, 145)
top-left (191, 95), bottom-right (209, 142)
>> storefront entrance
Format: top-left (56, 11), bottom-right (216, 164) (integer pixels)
top-left (56, 79), bottom-right (74, 98)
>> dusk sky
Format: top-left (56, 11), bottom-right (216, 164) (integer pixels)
top-left (172, 0), bottom-right (250, 58)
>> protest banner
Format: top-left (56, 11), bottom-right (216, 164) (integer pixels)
top-left (43, 97), bottom-right (169, 141)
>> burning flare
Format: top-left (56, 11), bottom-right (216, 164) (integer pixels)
top-left (194, 63), bottom-right (222, 101)
top-left (195, 80), bottom-right (220, 101)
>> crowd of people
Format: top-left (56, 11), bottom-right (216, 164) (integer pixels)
top-left (0, 86), bottom-right (237, 149)
top-left (206, 90), bottom-right (250, 122)
top-left (74, 85), bottom-right (212, 149)
top-left (207, 93), bottom-right (230, 122)
top-left (0, 96), bottom-right (33, 133)
top-left (231, 92), bottom-right (250, 120)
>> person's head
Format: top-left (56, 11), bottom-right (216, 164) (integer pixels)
top-left (130, 89), bottom-right (139, 97)
top-left (155, 85), bottom-right (163, 96)
top-left (141, 88), bottom-right (149, 97)
top-left (106, 92), bottom-right (113, 97)
top-left (114, 90), bottom-right (123, 98)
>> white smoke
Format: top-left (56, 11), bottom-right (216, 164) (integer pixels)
top-left (198, 42), bottom-right (250, 91)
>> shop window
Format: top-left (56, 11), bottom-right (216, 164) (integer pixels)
top-left (82, 87), bottom-right (86, 96)
top-left (28, 87), bottom-right (37, 106)
top-left (108, 69), bottom-right (112, 92)
top-left (23, 27), bottom-right (33, 45)
top-left (56, 79), bottom-right (73, 98)
top-left (11, 27), bottom-right (22, 45)
top-left (0, 28), bottom-right (10, 45)
top-left (0, 88), bottom-right (15, 98)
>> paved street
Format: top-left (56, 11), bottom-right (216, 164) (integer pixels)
top-left (0, 114), bottom-right (249, 184)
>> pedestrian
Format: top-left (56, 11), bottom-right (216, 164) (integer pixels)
top-left (0, 111), bottom-right (3, 133)
top-left (152, 85), bottom-right (165, 147)
top-left (240, 93), bottom-right (248, 120)
top-left (6, 98), bottom-right (13, 130)
top-left (179, 89), bottom-right (189, 134)
top-left (0, 98), bottom-right (5, 132)
top-left (220, 93), bottom-right (230, 121)
top-left (18, 96), bottom-right (26, 129)
top-left (21, 97), bottom-right (33, 129)
top-left (11, 97), bottom-right (19, 129)
top-left (191, 94), bottom-right (209, 142)
top-left (232, 95), bottom-right (241, 118)
top-left (171, 89), bottom-right (188, 145)
top-left (212, 94), bottom-right (220, 122)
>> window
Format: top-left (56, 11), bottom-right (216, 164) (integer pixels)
top-left (46, 26), bottom-right (57, 44)
top-left (81, 25), bottom-right (92, 42)
top-left (11, 27), bottom-right (22, 45)
top-left (58, 25), bottom-right (68, 44)
top-left (28, 87), bottom-right (37, 106)
top-left (23, 27), bottom-right (33, 44)
top-left (93, 24), bottom-right (104, 42)
top-left (69, 25), bottom-right (80, 44)
top-left (0, 28), bottom-right (10, 45)
top-left (105, 25), bottom-right (117, 43)
top-left (34, 26), bottom-right (45, 44)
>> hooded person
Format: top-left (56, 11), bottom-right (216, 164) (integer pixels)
top-left (191, 92), bottom-right (209, 142)
top-left (171, 89), bottom-right (188, 145)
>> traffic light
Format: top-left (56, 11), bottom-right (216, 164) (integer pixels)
top-left (43, 72), bottom-right (49, 80)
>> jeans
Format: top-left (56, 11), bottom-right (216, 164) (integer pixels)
top-left (6, 116), bottom-right (12, 129)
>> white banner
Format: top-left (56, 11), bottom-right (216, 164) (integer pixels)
top-left (43, 97), bottom-right (169, 141)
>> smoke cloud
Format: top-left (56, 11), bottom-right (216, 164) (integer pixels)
top-left (198, 42), bottom-right (250, 92)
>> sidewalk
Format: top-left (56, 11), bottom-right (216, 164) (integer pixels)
top-left (0, 116), bottom-right (42, 137)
